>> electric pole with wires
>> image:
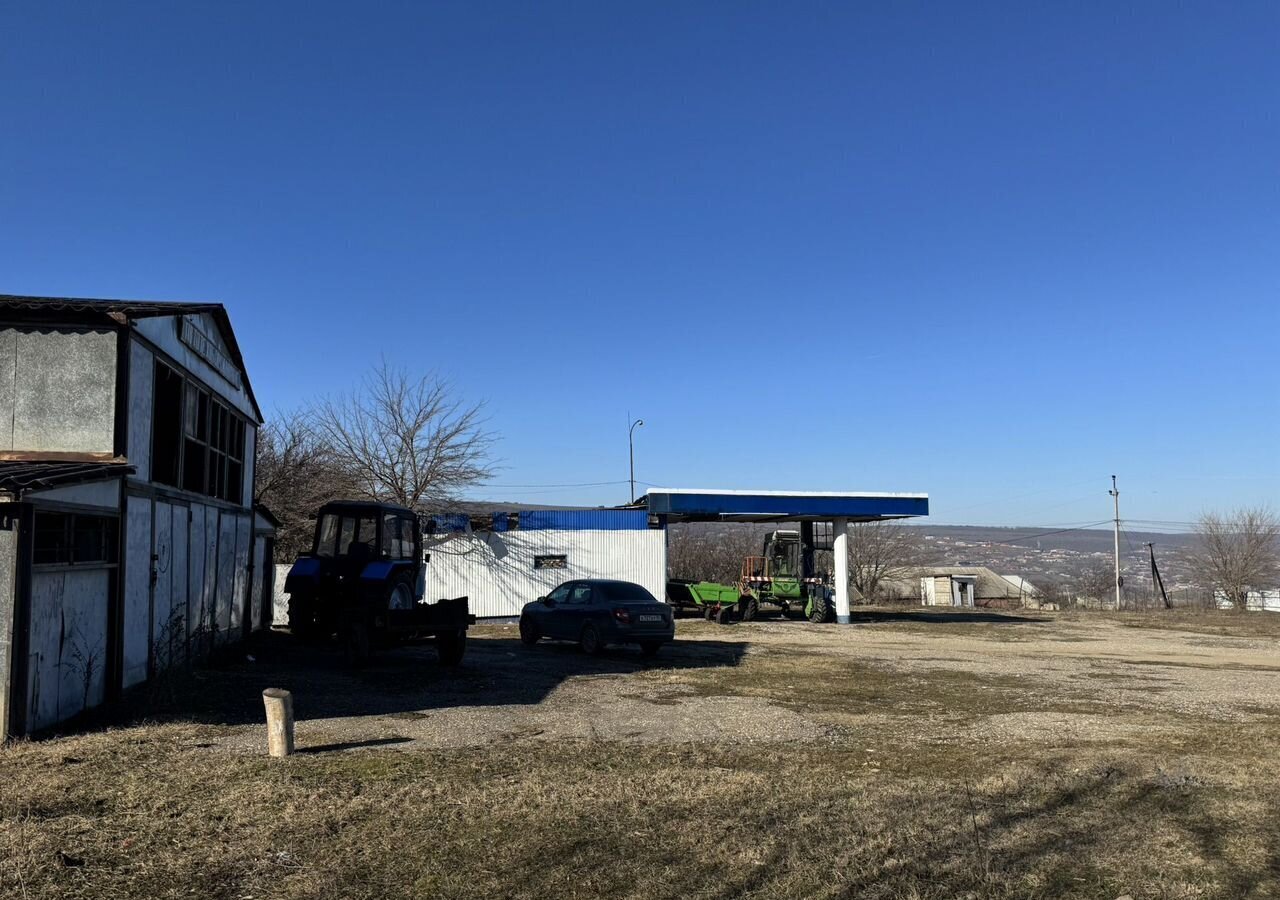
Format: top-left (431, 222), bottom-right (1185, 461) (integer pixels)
top-left (1109, 475), bottom-right (1122, 611)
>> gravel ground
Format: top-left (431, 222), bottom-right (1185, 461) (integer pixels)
top-left (210, 609), bottom-right (1280, 755)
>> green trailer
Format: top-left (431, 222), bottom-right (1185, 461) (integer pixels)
top-left (665, 579), bottom-right (741, 625)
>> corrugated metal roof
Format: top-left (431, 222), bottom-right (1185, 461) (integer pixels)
top-left (0, 460), bottom-right (134, 495)
top-left (518, 509), bottom-right (650, 531)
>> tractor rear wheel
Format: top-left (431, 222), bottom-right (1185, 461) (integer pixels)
top-left (343, 619), bottom-right (372, 666)
top-left (738, 594), bottom-right (759, 622)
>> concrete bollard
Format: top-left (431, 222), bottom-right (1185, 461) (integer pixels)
top-left (262, 688), bottom-right (295, 757)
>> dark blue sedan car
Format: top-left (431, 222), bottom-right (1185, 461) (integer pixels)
top-left (519, 579), bottom-right (675, 656)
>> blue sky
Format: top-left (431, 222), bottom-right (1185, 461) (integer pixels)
top-left (2, 2), bottom-right (1276, 528)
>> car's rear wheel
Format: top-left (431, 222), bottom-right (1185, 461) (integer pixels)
top-left (519, 615), bottom-right (540, 646)
top-left (579, 622), bottom-right (604, 656)
top-left (436, 628), bottom-right (466, 666)
top-left (639, 640), bottom-right (663, 657)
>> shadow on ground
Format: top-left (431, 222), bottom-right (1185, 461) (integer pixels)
top-left (99, 629), bottom-right (749, 731)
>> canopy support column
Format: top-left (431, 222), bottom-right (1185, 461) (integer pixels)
top-left (832, 517), bottom-right (850, 624)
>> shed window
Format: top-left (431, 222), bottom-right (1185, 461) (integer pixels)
top-left (152, 360), bottom-right (248, 504)
top-left (33, 512), bottom-right (118, 566)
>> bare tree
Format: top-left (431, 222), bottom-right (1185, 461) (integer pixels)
top-left (310, 361), bottom-right (496, 511)
top-left (1069, 563), bottom-right (1116, 607)
top-left (255, 409), bottom-right (359, 561)
top-left (1194, 506), bottom-right (1280, 611)
top-left (666, 524), bottom-right (760, 585)
top-left (846, 521), bottom-right (922, 602)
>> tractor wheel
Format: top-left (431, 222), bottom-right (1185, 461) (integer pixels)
top-left (436, 628), bottom-right (467, 666)
top-left (519, 615), bottom-right (540, 646)
top-left (385, 572), bottom-right (414, 610)
top-left (714, 605), bottom-right (734, 626)
top-left (579, 622), bottom-right (605, 656)
top-left (343, 619), bottom-right (372, 666)
top-left (288, 595), bottom-right (325, 642)
top-left (738, 595), bottom-right (759, 622)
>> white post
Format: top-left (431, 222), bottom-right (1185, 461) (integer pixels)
top-left (263, 688), bottom-right (295, 757)
top-left (832, 517), bottom-right (851, 624)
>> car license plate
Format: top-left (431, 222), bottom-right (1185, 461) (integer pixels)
top-left (638, 614), bottom-right (662, 623)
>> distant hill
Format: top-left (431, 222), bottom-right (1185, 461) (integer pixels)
top-left (902, 524), bottom-right (1197, 554)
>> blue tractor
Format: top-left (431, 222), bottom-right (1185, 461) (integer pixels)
top-left (284, 500), bottom-right (473, 664)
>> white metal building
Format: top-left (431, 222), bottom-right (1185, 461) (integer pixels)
top-left (424, 510), bottom-right (665, 619)
top-left (0, 295), bottom-right (271, 738)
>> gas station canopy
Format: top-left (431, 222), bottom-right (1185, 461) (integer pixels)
top-left (643, 489), bottom-right (929, 524)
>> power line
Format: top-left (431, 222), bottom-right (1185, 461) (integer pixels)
top-left (986, 521), bottom-right (1114, 545)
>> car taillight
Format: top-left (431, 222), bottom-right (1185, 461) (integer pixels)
top-left (612, 607), bottom-right (631, 624)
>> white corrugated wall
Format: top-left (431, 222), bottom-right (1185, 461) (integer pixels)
top-left (425, 528), bottom-right (668, 618)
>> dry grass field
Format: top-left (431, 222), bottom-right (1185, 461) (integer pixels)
top-left (3, 608), bottom-right (1280, 899)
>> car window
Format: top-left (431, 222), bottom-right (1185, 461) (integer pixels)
top-left (601, 582), bottom-right (657, 604)
top-left (547, 584), bottom-right (571, 604)
top-left (570, 584), bottom-right (593, 605)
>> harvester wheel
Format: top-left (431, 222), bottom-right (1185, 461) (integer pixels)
top-left (703, 606), bottom-right (715, 621)
top-left (738, 595), bottom-right (759, 622)
top-left (714, 605), bottom-right (734, 626)
top-left (806, 592), bottom-right (834, 624)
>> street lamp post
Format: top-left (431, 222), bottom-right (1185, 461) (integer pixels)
top-left (628, 417), bottom-right (644, 504)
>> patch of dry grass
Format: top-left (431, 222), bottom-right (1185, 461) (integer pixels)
top-left (3, 724), bottom-right (1279, 899)
top-left (4, 612), bottom-right (1280, 898)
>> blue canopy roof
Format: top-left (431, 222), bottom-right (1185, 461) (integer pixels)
top-left (644, 489), bottom-right (928, 523)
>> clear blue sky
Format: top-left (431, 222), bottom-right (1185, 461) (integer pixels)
top-left (3, 2), bottom-right (1276, 528)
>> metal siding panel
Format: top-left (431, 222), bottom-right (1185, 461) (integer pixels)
top-left (518, 510), bottom-right (648, 531)
top-left (122, 495), bottom-right (152, 688)
top-left (127, 342), bottom-right (153, 482)
top-left (151, 501), bottom-right (174, 671)
top-left (232, 515), bottom-right (251, 636)
top-left (215, 513), bottom-right (236, 642)
top-left (170, 505), bottom-right (188, 664)
top-left (187, 505), bottom-right (207, 655)
top-left (426, 527), bottom-right (667, 618)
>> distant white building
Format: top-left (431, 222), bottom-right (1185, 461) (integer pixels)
top-left (1215, 590), bottom-right (1280, 612)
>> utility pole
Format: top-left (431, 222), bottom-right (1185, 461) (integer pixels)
top-left (1147, 542), bottom-right (1172, 609)
top-left (1109, 475), bottom-right (1122, 611)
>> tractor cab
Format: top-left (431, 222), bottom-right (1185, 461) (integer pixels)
top-left (284, 500), bottom-right (472, 664)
